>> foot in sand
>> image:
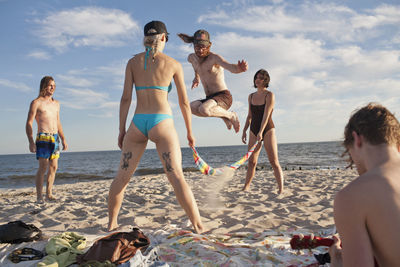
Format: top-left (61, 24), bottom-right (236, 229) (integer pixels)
top-left (242, 186), bottom-right (250, 192)
top-left (108, 222), bottom-right (120, 232)
top-left (230, 112), bottom-right (240, 133)
top-left (222, 118), bottom-right (232, 130)
top-left (193, 223), bottom-right (206, 234)
top-left (46, 195), bottom-right (57, 201)
top-left (37, 198), bottom-right (45, 204)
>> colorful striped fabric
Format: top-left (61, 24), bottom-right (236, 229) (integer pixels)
top-left (191, 141), bottom-right (259, 176)
top-left (229, 142), bottom-right (258, 170)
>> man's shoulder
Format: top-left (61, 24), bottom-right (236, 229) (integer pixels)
top-left (188, 53), bottom-right (196, 61)
top-left (208, 52), bottom-right (224, 61)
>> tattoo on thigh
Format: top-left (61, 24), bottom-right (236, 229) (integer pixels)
top-left (121, 152), bottom-right (132, 170)
top-left (162, 152), bottom-right (174, 172)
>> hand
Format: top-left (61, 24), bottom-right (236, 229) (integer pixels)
top-left (118, 130), bottom-right (126, 150)
top-left (329, 235), bottom-right (343, 267)
top-left (241, 132), bottom-right (247, 144)
top-left (257, 132), bottom-right (263, 142)
top-left (237, 60), bottom-right (248, 72)
top-left (62, 140), bottom-right (68, 151)
top-left (187, 133), bottom-right (195, 147)
top-left (191, 77), bottom-right (199, 89)
top-left (29, 142), bottom-right (36, 153)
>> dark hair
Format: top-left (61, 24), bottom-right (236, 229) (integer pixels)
top-left (253, 69), bottom-right (270, 88)
top-left (39, 76), bottom-right (54, 97)
top-left (343, 103), bottom-right (400, 167)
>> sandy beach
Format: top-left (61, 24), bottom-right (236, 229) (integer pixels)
top-left (0, 168), bottom-right (357, 266)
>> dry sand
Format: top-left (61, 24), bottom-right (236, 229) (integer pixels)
top-left (0, 168), bottom-right (357, 237)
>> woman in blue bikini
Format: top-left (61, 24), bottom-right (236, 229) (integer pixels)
top-left (108, 21), bottom-right (204, 233)
top-left (241, 69), bottom-right (284, 193)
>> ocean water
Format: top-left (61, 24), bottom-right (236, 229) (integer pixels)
top-left (0, 141), bottom-right (347, 188)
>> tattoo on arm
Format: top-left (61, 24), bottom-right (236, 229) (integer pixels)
top-left (121, 152), bottom-right (132, 170)
top-left (162, 152), bottom-right (174, 172)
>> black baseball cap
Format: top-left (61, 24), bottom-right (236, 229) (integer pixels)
top-left (144, 21), bottom-right (169, 36)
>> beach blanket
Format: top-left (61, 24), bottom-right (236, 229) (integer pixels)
top-left (121, 227), bottom-right (331, 267)
top-left (1, 229), bottom-right (331, 267)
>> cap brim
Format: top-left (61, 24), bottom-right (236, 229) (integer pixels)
top-left (194, 40), bottom-right (210, 45)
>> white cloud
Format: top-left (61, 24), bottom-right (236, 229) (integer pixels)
top-left (27, 50), bottom-right (52, 60)
top-left (57, 74), bottom-right (96, 88)
top-left (198, 2), bottom-right (400, 44)
top-left (34, 7), bottom-right (140, 52)
top-left (0, 78), bottom-right (32, 92)
top-left (61, 88), bottom-right (110, 109)
top-left (352, 4), bottom-right (400, 29)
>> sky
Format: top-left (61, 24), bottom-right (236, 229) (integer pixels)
top-left (0, 0), bottom-right (399, 155)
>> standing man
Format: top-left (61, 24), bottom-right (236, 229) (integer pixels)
top-left (26, 76), bottom-right (68, 203)
top-left (178, 29), bottom-right (248, 132)
top-left (329, 103), bottom-right (400, 266)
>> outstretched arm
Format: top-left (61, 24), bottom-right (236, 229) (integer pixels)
top-left (242, 94), bottom-right (252, 144)
top-left (174, 62), bottom-right (195, 147)
top-left (118, 59), bottom-right (134, 149)
top-left (26, 100), bottom-right (37, 153)
top-left (214, 54), bottom-right (248, 74)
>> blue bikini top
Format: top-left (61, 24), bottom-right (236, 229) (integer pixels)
top-left (135, 84), bottom-right (172, 93)
top-left (137, 46), bottom-right (172, 93)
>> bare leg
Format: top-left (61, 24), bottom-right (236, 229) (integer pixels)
top-left (242, 132), bottom-right (262, 191)
top-left (46, 158), bottom-right (58, 200)
top-left (108, 123), bottom-right (148, 231)
top-left (195, 100), bottom-right (240, 132)
top-left (264, 129), bottom-right (284, 194)
top-left (36, 158), bottom-right (49, 202)
top-left (149, 119), bottom-right (205, 234)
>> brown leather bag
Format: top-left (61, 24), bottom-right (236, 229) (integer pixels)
top-left (77, 228), bottom-right (150, 265)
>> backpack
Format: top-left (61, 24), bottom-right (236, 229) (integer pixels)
top-left (77, 228), bottom-right (150, 265)
top-left (0, 221), bottom-right (42, 244)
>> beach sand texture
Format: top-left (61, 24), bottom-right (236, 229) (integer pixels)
top-left (0, 168), bottom-right (357, 265)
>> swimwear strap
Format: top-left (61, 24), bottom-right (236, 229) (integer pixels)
top-left (144, 46), bottom-right (153, 70)
top-left (9, 247), bottom-right (44, 263)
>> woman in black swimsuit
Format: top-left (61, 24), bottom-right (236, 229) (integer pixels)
top-left (241, 69), bottom-right (284, 193)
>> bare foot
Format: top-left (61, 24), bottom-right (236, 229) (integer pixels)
top-left (46, 195), bottom-right (57, 201)
top-left (242, 186), bottom-right (250, 191)
top-left (193, 223), bottom-right (206, 234)
top-left (37, 198), bottom-right (44, 204)
top-left (108, 223), bottom-right (120, 232)
top-left (231, 112), bottom-right (240, 133)
top-left (222, 118), bottom-right (232, 130)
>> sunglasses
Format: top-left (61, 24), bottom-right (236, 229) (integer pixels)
top-left (194, 44), bottom-right (209, 49)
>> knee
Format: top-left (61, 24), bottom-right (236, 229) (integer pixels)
top-left (269, 160), bottom-right (281, 169)
top-left (114, 171), bottom-right (132, 186)
top-left (248, 158), bottom-right (258, 168)
top-left (198, 105), bottom-right (211, 116)
top-left (37, 164), bottom-right (48, 175)
top-left (190, 102), bottom-right (198, 111)
top-left (49, 164), bottom-right (58, 173)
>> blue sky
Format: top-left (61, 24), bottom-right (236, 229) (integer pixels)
top-left (1, 0), bottom-right (399, 154)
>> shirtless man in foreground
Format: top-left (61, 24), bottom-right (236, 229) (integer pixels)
top-left (178, 29), bottom-right (248, 132)
top-left (26, 76), bottom-right (68, 203)
top-left (329, 103), bottom-right (400, 267)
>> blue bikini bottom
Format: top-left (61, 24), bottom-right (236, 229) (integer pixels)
top-left (132, 114), bottom-right (173, 137)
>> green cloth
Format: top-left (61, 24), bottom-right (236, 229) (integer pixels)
top-left (38, 232), bottom-right (86, 267)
